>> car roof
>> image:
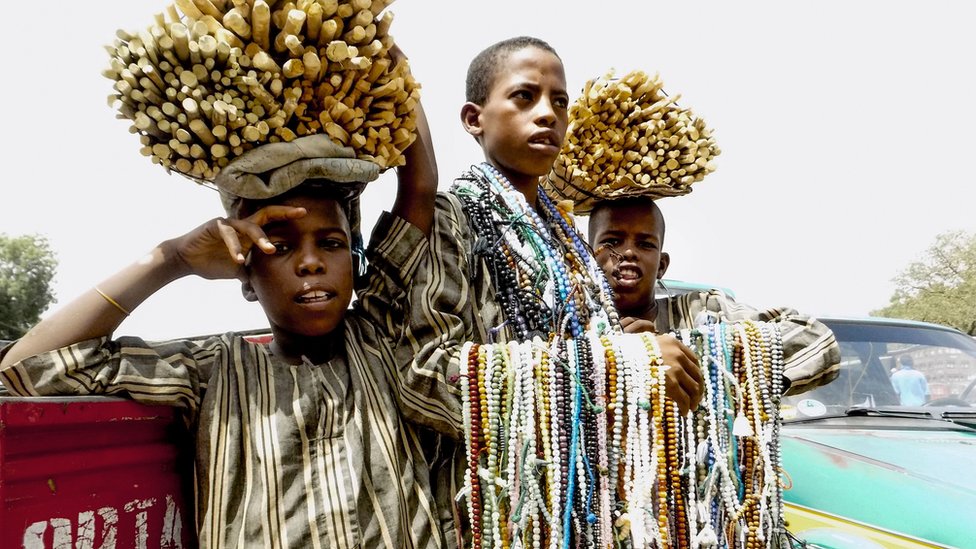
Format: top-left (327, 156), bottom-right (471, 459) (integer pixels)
top-left (659, 279), bottom-right (736, 298)
top-left (816, 315), bottom-right (969, 335)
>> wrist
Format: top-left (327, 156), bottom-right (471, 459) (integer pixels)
top-left (155, 239), bottom-right (194, 281)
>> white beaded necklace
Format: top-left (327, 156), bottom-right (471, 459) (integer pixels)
top-left (459, 309), bottom-right (786, 549)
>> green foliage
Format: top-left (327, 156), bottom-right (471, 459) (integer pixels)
top-left (0, 234), bottom-right (58, 340)
top-left (873, 231), bottom-right (976, 335)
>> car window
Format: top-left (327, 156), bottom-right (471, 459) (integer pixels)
top-left (782, 320), bottom-right (976, 419)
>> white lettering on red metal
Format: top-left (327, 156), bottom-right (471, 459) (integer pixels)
top-left (20, 497), bottom-right (184, 549)
top-left (160, 495), bottom-right (184, 548)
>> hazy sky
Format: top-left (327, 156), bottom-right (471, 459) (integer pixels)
top-left (2, 1), bottom-right (974, 340)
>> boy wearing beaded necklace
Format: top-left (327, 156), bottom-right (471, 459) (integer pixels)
top-left (0, 100), bottom-right (452, 546)
top-left (395, 36), bottom-right (709, 547)
top-left (588, 196), bottom-right (841, 394)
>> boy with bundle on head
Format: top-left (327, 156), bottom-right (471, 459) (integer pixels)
top-left (586, 195), bottom-right (840, 395)
top-left (0, 102), bottom-right (447, 547)
top-left (394, 36), bottom-right (707, 547)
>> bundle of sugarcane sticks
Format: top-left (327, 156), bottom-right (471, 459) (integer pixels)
top-left (546, 70), bottom-right (720, 214)
top-left (105, 0), bottom-right (419, 181)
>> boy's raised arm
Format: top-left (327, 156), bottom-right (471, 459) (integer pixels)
top-left (392, 194), bottom-right (472, 439)
top-left (690, 290), bottom-right (841, 395)
top-left (0, 207), bottom-right (301, 369)
top-left (390, 47), bottom-right (437, 236)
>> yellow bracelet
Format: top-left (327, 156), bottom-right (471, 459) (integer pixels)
top-left (94, 287), bottom-right (131, 316)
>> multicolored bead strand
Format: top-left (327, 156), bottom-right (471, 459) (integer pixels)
top-left (450, 162), bottom-right (787, 549)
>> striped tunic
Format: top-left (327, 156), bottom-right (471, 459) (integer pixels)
top-left (0, 213), bottom-right (449, 549)
top-left (654, 289), bottom-right (840, 395)
top-left (395, 189), bottom-right (842, 541)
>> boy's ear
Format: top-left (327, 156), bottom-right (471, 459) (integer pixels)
top-left (657, 252), bottom-right (671, 280)
top-left (460, 102), bottom-right (483, 138)
top-left (241, 279), bottom-right (259, 302)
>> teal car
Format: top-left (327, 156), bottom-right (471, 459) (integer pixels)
top-left (780, 317), bottom-right (976, 549)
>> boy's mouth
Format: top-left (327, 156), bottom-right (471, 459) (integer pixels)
top-left (528, 130), bottom-right (562, 150)
top-left (612, 265), bottom-right (642, 288)
top-left (295, 289), bottom-right (336, 304)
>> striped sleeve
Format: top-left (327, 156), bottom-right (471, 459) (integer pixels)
top-left (0, 335), bottom-right (216, 420)
top-left (687, 290), bottom-right (841, 395)
top-left (394, 193), bottom-right (468, 438)
top-left (356, 211), bottom-right (429, 341)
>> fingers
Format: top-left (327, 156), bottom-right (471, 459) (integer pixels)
top-left (664, 366), bottom-right (703, 415)
top-left (677, 341), bottom-right (704, 388)
top-left (216, 219), bottom-right (246, 264)
top-left (226, 205), bottom-right (308, 256)
top-left (656, 333), bottom-right (704, 414)
top-left (245, 205), bottom-right (308, 226)
top-left (388, 43), bottom-right (408, 66)
top-left (659, 334), bottom-right (704, 385)
top-left (620, 316), bottom-right (657, 334)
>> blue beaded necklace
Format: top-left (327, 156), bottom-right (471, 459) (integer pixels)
top-left (451, 162), bottom-right (619, 340)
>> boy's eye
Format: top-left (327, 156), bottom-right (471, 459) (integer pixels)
top-left (638, 241), bottom-right (658, 251)
top-left (512, 89), bottom-right (533, 101)
top-left (553, 96), bottom-right (569, 109)
top-left (269, 242), bottom-right (290, 254)
top-left (600, 238), bottom-right (620, 247)
top-left (320, 238), bottom-right (347, 250)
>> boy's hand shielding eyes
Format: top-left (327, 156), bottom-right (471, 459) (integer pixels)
top-left (170, 206), bottom-right (308, 280)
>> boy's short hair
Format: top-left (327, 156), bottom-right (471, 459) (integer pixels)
top-left (588, 196), bottom-right (666, 243)
top-left (466, 36), bottom-right (561, 106)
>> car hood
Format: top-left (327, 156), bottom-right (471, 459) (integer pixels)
top-left (782, 418), bottom-right (976, 547)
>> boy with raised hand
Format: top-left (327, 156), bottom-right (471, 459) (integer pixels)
top-left (587, 196), bottom-right (841, 395)
top-left (0, 101), bottom-right (446, 547)
top-left (394, 36), bottom-right (705, 546)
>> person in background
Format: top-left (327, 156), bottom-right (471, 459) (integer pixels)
top-left (891, 354), bottom-right (929, 406)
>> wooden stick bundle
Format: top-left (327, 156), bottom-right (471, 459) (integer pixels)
top-left (106, 0), bottom-right (417, 181)
top-left (546, 70), bottom-right (721, 214)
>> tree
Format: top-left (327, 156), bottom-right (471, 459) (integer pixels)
top-left (873, 230), bottom-right (976, 335)
top-left (0, 234), bottom-right (58, 340)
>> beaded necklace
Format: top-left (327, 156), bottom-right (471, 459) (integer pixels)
top-left (458, 320), bottom-right (787, 549)
top-left (450, 163), bottom-right (785, 548)
top-left (451, 163), bottom-right (617, 340)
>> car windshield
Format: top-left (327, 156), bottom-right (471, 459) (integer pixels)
top-left (781, 319), bottom-right (976, 421)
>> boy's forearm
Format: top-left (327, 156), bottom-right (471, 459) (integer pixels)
top-left (0, 241), bottom-right (189, 369)
top-left (392, 101), bottom-right (437, 235)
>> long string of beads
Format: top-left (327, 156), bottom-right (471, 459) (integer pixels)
top-left (767, 324), bottom-right (786, 547)
top-left (464, 343), bottom-right (485, 549)
top-left (651, 336), bottom-right (669, 547)
top-left (459, 323), bottom-right (786, 549)
top-left (505, 341), bottom-right (522, 542)
top-left (586, 332), bottom-right (613, 547)
top-left (562, 337), bottom-right (581, 546)
top-left (740, 322), bottom-right (767, 549)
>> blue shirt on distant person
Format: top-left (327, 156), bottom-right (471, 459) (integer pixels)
top-left (891, 356), bottom-right (928, 406)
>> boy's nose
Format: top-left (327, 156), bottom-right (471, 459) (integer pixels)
top-left (297, 248), bottom-right (326, 275)
top-left (534, 100), bottom-right (557, 126)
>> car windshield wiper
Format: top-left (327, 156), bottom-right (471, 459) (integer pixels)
top-left (941, 410), bottom-right (976, 429)
top-left (843, 407), bottom-right (976, 431)
top-left (942, 410), bottom-right (976, 418)
top-left (844, 406), bottom-right (934, 419)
